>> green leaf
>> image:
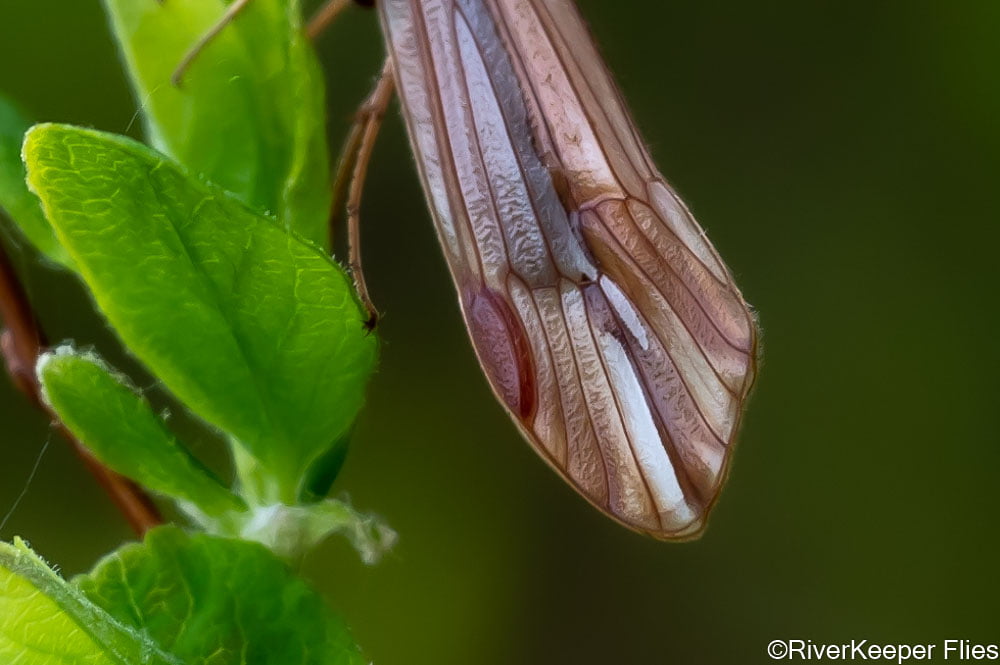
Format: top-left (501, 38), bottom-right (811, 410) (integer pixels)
top-left (0, 95), bottom-right (72, 267)
top-left (0, 538), bottom-right (181, 665)
top-left (37, 346), bottom-right (246, 520)
top-left (1, 531), bottom-right (367, 665)
top-left (24, 124), bottom-right (377, 503)
top-left (102, 0), bottom-right (332, 248)
top-left (75, 527), bottom-right (367, 665)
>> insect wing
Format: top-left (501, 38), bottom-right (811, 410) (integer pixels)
top-left (379, 0), bottom-right (758, 539)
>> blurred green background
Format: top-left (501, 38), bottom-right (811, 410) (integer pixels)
top-left (2, 1), bottom-right (999, 663)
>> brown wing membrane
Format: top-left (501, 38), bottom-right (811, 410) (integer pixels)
top-left (379, 0), bottom-right (758, 539)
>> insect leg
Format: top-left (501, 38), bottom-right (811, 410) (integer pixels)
top-left (336, 58), bottom-right (394, 331)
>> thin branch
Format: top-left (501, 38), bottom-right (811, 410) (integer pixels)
top-left (307, 0), bottom-right (354, 41)
top-left (0, 239), bottom-right (162, 537)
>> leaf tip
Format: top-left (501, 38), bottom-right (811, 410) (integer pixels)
top-left (20, 122), bottom-right (63, 199)
top-left (35, 344), bottom-right (77, 404)
top-left (34, 347), bottom-right (60, 408)
top-left (10, 536), bottom-right (35, 558)
top-left (37, 344), bottom-right (134, 409)
top-left (20, 121), bottom-right (55, 162)
top-left (0, 535), bottom-right (52, 576)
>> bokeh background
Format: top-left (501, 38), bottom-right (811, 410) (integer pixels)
top-left (2, 1), bottom-right (999, 663)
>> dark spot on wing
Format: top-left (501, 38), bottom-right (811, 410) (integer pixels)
top-left (464, 285), bottom-right (538, 423)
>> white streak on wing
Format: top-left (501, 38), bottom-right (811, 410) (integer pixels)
top-left (382, 0), bottom-right (468, 272)
top-left (560, 282), bottom-right (653, 527)
top-left (600, 276), bottom-right (649, 351)
top-left (420, 1), bottom-right (509, 287)
top-left (455, 0), bottom-right (598, 283)
top-left (595, 326), bottom-right (697, 530)
top-left (454, 11), bottom-right (556, 286)
top-left (647, 180), bottom-right (728, 283)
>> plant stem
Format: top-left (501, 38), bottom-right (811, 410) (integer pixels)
top-left (306, 0), bottom-right (353, 41)
top-left (0, 239), bottom-right (162, 536)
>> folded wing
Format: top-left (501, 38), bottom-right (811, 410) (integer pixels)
top-left (380, 0), bottom-right (758, 538)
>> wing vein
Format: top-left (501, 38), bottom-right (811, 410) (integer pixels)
top-left (489, 2), bottom-right (629, 195)
top-left (579, 288), bottom-right (664, 528)
top-left (553, 287), bottom-right (613, 509)
top-left (622, 201), bottom-right (753, 359)
top-left (602, 299), bottom-right (711, 508)
top-left (411, 0), bottom-right (491, 286)
top-left (585, 216), bottom-right (736, 442)
top-left (528, 0), bottom-right (654, 187)
top-left (452, 4), bottom-right (563, 280)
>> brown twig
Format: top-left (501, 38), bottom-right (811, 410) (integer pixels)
top-left (0, 239), bottom-right (162, 537)
top-left (307, 0), bottom-right (354, 41)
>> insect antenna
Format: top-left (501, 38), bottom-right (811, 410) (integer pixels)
top-left (171, 0), bottom-right (253, 87)
top-left (172, 0), bottom-right (370, 86)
